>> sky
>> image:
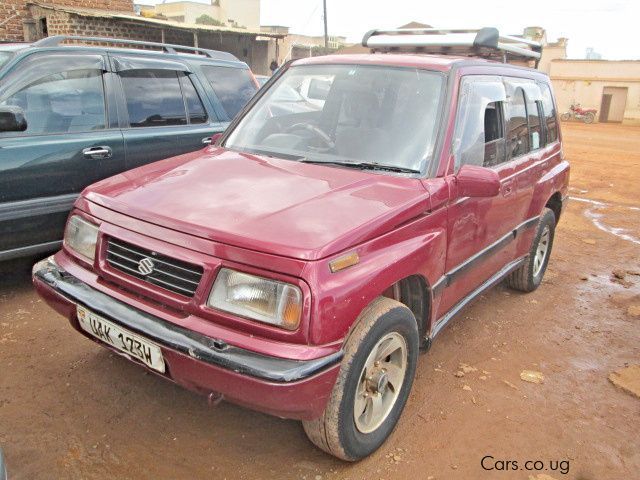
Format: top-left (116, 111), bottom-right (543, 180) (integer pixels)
top-left (142, 0), bottom-right (640, 60)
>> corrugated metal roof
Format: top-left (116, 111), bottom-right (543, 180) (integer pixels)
top-left (28, 2), bottom-right (286, 38)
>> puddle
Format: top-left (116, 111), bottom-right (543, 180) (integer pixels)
top-left (570, 196), bottom-right (640, 246)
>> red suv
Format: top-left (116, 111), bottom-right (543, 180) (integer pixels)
top-left (33, 28), bottom-right (569, 460)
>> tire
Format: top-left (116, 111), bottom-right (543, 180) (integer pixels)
top-left (505, 207), bottom-right (556, 292)
top-left (302, 297), bottom-right (419, 461)
top-left (560, 113), bottom-right (571, 121)
top-left (583, 112), bottom-right (595, 124)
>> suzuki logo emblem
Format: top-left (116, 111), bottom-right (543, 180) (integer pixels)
top-left (137, 257), bottom-right (155, 276)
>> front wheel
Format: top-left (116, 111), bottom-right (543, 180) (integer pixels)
top-left (302, 297), bottom-right (419, 461)
top-left (560, 112), bottom-right (571, 121)
top-left (505, 207), bottom-right (556, 292)
top-left (583, 112), bottom-right (595, 124)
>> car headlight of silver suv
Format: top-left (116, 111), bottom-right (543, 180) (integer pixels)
top-left (208, 268), bottom-right (302, 330)
top-left (64, 215), bottom-right (99, 262)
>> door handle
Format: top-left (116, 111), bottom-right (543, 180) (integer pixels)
top-left (82, 146), bottom-right (112, 159)
top-left (202, 137), bottom-right (212, 145)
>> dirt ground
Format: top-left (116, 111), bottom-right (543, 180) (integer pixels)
top-left (1, 123), bottom-right (639, 480)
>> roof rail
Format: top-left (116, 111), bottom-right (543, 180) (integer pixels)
top-left (32, 35), bottom-right (239, 61)
top-left (362, 27), bottom-right (542, 67)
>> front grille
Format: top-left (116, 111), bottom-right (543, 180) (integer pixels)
top-left (106, 238), bottom-right (203, 298)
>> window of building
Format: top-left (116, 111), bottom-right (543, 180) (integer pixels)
top-left (0, 68), bottom-right (106, 136)
top-left (202, 66), bottom-right (257, 120)
top-left (120, 69), bottom-right (188, 127)
top-left (540, 83), bottom-right (558, 143)
top-left (506, 87), bottom-right (529, 158)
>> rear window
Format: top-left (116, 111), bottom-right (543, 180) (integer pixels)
top-left (202, 66), bottom-right (257, 120)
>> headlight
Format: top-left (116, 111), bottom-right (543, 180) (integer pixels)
top-left (208, 268), bottom-right (302, 330)
top-left (64, 215), bottom-right (99, 261)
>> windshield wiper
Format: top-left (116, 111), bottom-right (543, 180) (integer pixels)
top-left (300, 159), bottom-right (420, 174)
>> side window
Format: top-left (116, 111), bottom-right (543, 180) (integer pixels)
top-left (483, 102), bottom-right (505, 167)
top-left (179, 76), bottom-right (208, 124)
top-left (120, 69), bottom-right (187, 127)
top-left (201, 66), bottom-right (257, 120)
top-left (452, 76), bottom-right (506, 170)
top-left (526, 95), bottom-right (542, 150)
top-left (505, 88), bottom-right (529, 158)
top-left (0, 66), bottom-right (106, 136)
top-left (540, 83), bottom-right (558, 143)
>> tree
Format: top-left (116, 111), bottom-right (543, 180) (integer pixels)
top-left (195, 14), bottom-right (225, 26)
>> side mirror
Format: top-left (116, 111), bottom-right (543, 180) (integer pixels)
top-left (456, 164), bottom-right (500, 198)
top-left (0, 106), bottom-right (27, 132)
top-left (202, 132), bottom-right (223, 146)
top-left (211, 132), bottom-right (223, 145)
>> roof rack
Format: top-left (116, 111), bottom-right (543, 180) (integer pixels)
top-left (32, 35), bottom-right (238, 61)
top-left (362, 27), bottom-right (542, 67)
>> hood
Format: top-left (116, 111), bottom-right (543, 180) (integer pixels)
top-left (84, 148), bottom-right (431, 261)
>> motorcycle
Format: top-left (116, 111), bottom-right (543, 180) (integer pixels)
top-left (561, 103), bottom-right (597, 124)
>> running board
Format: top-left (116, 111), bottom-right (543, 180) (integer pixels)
top-left (426, 256), bottom-right (527, 344)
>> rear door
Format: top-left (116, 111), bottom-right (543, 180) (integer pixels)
top-left (110, 54), bottom-right (225, 170)
top-left (503, 79), bottom-right (549, 257)
top-left (0, 51), bottom-right (125, 258)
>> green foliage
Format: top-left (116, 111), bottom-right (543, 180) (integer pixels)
top-left (195, 14), bottom-right (225, 27)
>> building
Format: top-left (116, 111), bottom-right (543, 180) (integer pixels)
top-left (0, 0), bottom-right (133, 41)
top-left (0, 0), bottom-right (284, 75)
top-left (550, 59), bottom-right (640, 123)
top-left (261, 25), bottom-right (347, 63)
top-left (525, 27), bottom-right (640, 124)
top-left (151, 0), bottom-right (260, 30)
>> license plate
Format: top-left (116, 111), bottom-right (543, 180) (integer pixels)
top-left (77, 305), bottom-right (166, 373)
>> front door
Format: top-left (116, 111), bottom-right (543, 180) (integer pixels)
top-left (435, 76), bottom-right (520, 317)
top-left (0, 52), bottom-right (125, 258)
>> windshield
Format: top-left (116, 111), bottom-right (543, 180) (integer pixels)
top-left (224, 64), bottom-right (444, 173)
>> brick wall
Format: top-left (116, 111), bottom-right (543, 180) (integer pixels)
top-left (0, 0), bottom-right (133, 42)
top-left (22, 6), bottom-right (269, 72)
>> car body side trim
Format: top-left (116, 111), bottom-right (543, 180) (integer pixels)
top-left (432, 215), bottom-right (539, 296)
top-left (429, 255), bottom-right (527, 340)
top-left (0, 240), bottom-right (62, 262)
top-left (0, 193), bottom-right (78, 222)
top-left (33, 258), bottom-right (343, 383)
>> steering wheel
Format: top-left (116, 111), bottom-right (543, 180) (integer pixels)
top-left (284, 123), bottom-right (335, 149)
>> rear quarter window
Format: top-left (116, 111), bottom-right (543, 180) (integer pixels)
top-left (540, 83), bottom-right (559, 143)
top-left (202, 65), bottom-right (257, 120)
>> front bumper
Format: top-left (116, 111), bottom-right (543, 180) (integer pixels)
top-left (33, 256), bottom-right (342, 420)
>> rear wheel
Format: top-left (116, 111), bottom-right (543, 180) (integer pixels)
top-left (302, 297), bottom-right (419, 461)
top-left (505, 207), bottom-right (556, 292)
top-left (583, 112), bottom-right (595, 124)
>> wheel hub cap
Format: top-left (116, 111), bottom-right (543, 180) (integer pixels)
top-left (353, 332), bottom-right (407, 434)
top-left (368, 370), bottom-right (389, 394)
top-left (533, 225), bottom-right (550, 277)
